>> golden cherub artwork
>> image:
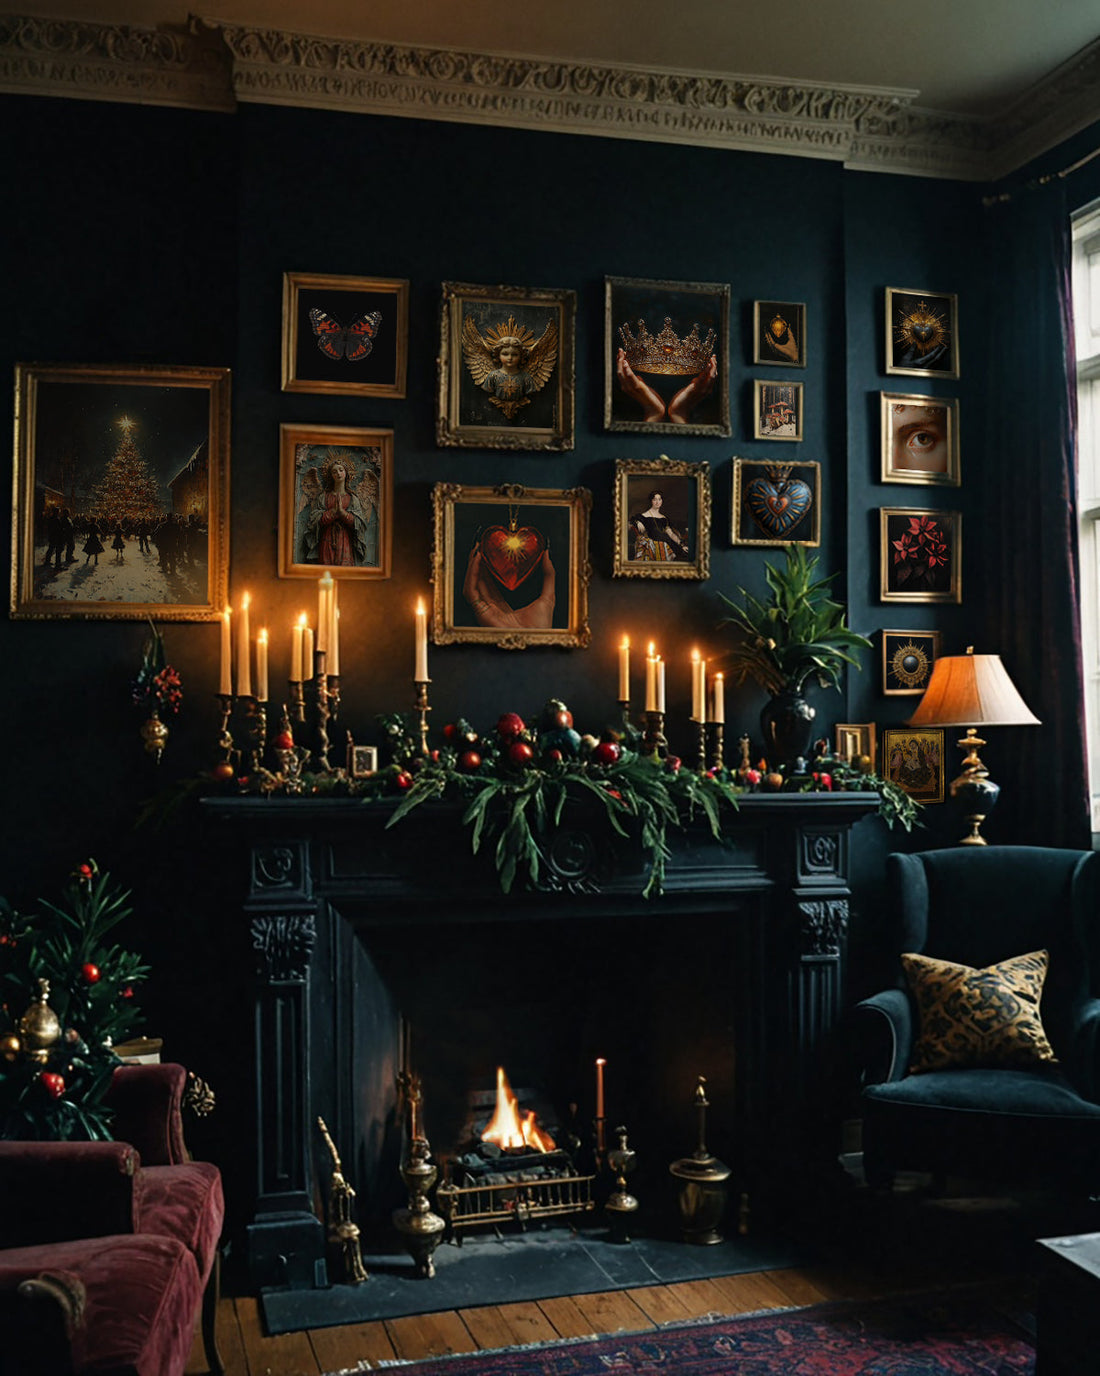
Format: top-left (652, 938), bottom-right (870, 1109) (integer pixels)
top-left (461, 314), bottom-right (558, 421)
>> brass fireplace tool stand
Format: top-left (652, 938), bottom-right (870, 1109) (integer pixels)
top-left (604, 1125), bottom-right (639, 1244)
top-left (317, 1116), bottom-right (368, 1285)
top-left (393, 1070), bottom-right (445, 1279)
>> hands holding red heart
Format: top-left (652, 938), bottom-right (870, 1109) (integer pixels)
top-left (463, 545), bottom-right (557, 629)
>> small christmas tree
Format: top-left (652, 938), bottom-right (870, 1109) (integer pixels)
top-left (89, 415), bottom-right (163, 528)
top-left (0, 860), bottom-right (149, 1139)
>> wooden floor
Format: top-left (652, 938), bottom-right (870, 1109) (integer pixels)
top-left (182, 1252), bottom-right (1005, 1376)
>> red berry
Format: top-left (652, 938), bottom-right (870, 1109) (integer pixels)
top-left (592, 740), bottom-right (621, 766)
top-left (272, 731), bottom-right (295, 750)
top-left (122, 986), bottom-right (134, 1000)
top-left (508, 741), bottom-right (535, 767)
top-left (457, 750), bottom-right (482, 772)
top-left (82, 963), bottom-right (100, 984)
top-left (430, 749), bottom-right (441, 763)
top-left (394, 771), bottom-right (413, 791)
top-left (665, 755), bottom-right (682, 773)
top-left (545, 748), bottom-right (563, 763)
top-left (78, 863), bottom-right (94, 878)
top-left (443, 723), bottom-right (457, 741)
top-left (496, 712), bottom-right (526, 740)
top-left (40, 1072), bottom-right (65, 1099)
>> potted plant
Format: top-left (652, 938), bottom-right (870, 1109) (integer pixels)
top-left (717, 543), bottom-right (871, 769)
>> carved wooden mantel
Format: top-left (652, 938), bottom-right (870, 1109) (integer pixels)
top-left (205, 791), bottom-right (879, 1291)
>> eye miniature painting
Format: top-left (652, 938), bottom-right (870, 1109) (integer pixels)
top-left (881, 393), bottom-right (959, 486)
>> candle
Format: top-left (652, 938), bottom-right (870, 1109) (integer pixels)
top-left (712, 672), bottom-right (725, 724)
top-left (645, 642), bottom-right (657, 712)
top-left (329, 581), bottom-right (340, 675)
top-left (415, 598), bottom-right (429, 681)
top-left (596, 1057), bottom-right (606, 1153)
top-left (657, 658), bottom-right (666, 713)
top-left (291, 615), bottom-right (304, 683)
top-left (219, 607), bottom-right (232, 696)
top-left (237, 592), bottom-right (251, 698)
top-left (618, 636), bottom-right (630, 701)
top-left (317, 571), bottom-right (334, 655)
top-left (256, 629), bottom-right (269, 703)
top-left (691, 648), bottom-right (706, 722)
top-left (303, 621), bottom-right (314, 682)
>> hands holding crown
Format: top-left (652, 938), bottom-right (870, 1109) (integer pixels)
top-left (615, 317), bottom-right (718, 425)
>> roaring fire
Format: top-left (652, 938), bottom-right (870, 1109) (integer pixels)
top-left (480, 1066), bottom-right (556, 1153)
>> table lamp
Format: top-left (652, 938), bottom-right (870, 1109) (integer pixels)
top-left (906, 646), bottom-right (1040, 845)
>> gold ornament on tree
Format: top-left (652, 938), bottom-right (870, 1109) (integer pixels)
top-left (18, 978), bottom-right (61, 1063)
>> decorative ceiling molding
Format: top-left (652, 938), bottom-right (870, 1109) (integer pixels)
top-left (0, 14), bottom-right (1096, 181)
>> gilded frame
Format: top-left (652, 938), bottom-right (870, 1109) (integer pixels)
top-left (10, 363), bottom-right (229, 621)
top-left (731, 457), bottom-right (821, 548)
top-left (879, 507), bottom-right (962, 604)
top-left (880, 392), bottom-right (959, 486)
top-left (881, 628), bottom-right (942, 696)
top-left (277, 423), bottom-right (393, 580)
top-left (605, 276), bottom-right (731, 437)
top-left (613, 458), bottom-right (711, 580)
top-left (885, 286), bottom-right (959, 380)
top-left (753, 380), bottom-right (804, 441)
top-left (883, 727), bottom-right (946, 804)
top-left (281, 271), bottom-right (409, 398)
top-left (834, 722), bottom-right (876, 770)
top-left (432, 483), bottom-right (591, 649)
top-left (753, 300), bottom-right (806, 368)
top-left (437, 281), bottom-right (575, 451)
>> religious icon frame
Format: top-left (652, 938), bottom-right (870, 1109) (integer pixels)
top-left (880, 392), bottom-right (960, 486)
top-left (752, 300), bottom-right (806, 368)
top-left (834, 722), bottom-right (876, 771)
top-left (882, 726), bottom-right (946, 804)
top-left (604, 276), bottom-right (731, 437)
top-left (277, 423), bottom-right (393, 581)
top-left (436, 282), bottom-right (576, 451)
top-left (881, 628), bottom-right (942, 696)
top-left (281, 271), bottom-right (409, 398)
top-left (10, 362), bottom-right (230, 621)
top-left (731, 457), bottom-right (821, 548)
top-left (879, 507), bottom-right (962, 603)
top-left (884, 286), bottom-right (959, 380)
top-left (431, 482), bottom-right (592, 649)
top-left (612, 457), bottom-right (712, 580)
top-left (753, 380), bottom-right (804, 441)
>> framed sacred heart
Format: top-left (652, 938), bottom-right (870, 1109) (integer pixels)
top-left (731, 458), bottom-right (821, 548)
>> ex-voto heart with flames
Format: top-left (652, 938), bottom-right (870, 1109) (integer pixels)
top-left (478, 509), bottom-right (548, 591)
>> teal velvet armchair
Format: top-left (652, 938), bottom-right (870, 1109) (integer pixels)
top-left (851, 846), bottom-right (1100, 1193)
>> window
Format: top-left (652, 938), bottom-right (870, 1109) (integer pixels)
top-left (1073, 201), bottom-right (1100, 831)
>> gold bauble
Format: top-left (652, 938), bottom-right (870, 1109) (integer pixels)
top-left (19, 978), bottom-right (62, 1063)
top-left (0, 1033), bottom-right (21, 1062)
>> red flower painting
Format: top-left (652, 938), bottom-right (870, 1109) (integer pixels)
top-left (885, 510), bottom-right (956, 595)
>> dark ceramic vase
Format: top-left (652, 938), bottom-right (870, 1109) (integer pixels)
top-left (759, 689), bottom-right (816, 772)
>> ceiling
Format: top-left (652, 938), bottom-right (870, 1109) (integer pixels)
top-left (6, 0), bottom-right (1098, 119)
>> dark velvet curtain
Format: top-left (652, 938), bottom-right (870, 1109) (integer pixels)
top-left (982, 180), bottom-right (1089, 847)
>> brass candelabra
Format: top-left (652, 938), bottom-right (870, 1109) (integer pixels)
top-left (643, 709), bottom-right (667, 758)
top-left (709, 721), bottom-right (725, 772)
top-left (693, 719), bottom-right (707, 773)
top-left (414, 680), bottom-right (431, 757)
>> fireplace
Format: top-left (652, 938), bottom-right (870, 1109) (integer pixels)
top-left (209, 791), bottom-right (876, 1297)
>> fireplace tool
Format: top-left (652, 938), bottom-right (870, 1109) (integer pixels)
top-left (668, 1075), bottom-right (731, 1245)
top-left (604, 1124), bottom-right (639, 1245)
top-left (317, 1116), bottom-right (368, 1285)
top-left (392, 1071), bottom-right (446, 1279)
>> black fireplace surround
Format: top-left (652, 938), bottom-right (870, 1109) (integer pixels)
top-left (207, 792), bottom-right (878, 1293)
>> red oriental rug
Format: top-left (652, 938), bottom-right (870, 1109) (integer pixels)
top-left (327, 1289), bottom-right (1034, 1374)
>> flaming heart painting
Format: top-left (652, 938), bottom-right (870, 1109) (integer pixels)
top-left (431, 483), bottom-right (592, 649)
top-left (731, 457), bottom-right (821, 548)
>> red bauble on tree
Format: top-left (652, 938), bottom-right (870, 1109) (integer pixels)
top-left (496, 712), bottom-right (526, 740)
top-left (39, 1072), bottom-right (65, 1099)
top-left (457, 750), bottom-right (482, 773)
top-left (507, 741), bottom-right (535, 767)
top-left (82, 963), bottom-right (101, 985)
top-left (591, 740), bottom-right (622, 767)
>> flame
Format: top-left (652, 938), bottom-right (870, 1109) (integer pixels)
top-left (481, 1066), bottom-right (556, 1153)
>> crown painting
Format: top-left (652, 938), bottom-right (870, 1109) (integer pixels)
top-left (605, 277), bottom-right (731, 437)
top-left (437, 282), bottom-right (576, 451)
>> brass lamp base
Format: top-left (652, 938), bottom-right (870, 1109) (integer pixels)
top-left (948, 730), bottom-right (1002, 847)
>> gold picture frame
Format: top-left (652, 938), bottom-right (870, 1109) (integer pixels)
top-left (885, 286), bottom-right (959, 380)
top-left (753, 300), bottom-right (806, 368)
top-left (880, 508), bottom-right (961, 604)
top-left (753, 380), bottom-right (803, 441)
top-left (883, 727), bottom-right (945, 803)
top-left (11, 363), bottom-right (230, 621)
top-left (880, 392), bottom-right (959, 486)
top-left (612, 457), bottom-right (711, 580)
top-left (731, 458), bottom-right (821, 548)
top-left (437, 281), bottom-right (575, 451)
top-left (278, 424), bottom-right (393, 580)
top-left (881, 629), bottom-right (942, 695)
top-left (432, 483), bottom-right (591, 649)
top-left (834, 723), bottom-right (876, 770)
top-left (282, 271), bottom-right (408, 397)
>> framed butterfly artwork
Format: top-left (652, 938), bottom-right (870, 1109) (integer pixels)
top-left (731, 457), bottom-right (821, 548)
top-left (10, 363), bottom-right (229, 621)
top-left (281, 271), bottom-right (408, 397)
top-left (430, 482), bottom-right (591, 649)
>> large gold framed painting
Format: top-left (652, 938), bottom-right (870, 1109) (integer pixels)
top-left (437, 282), bottom-right (575, 451)
top-left (11, 363), bottom-right (229, 621)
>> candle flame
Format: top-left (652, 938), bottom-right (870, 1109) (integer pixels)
top-left (648, 641), bottom-right (656, 657)
top-left (620, 635), bottom-right (629, 650)
top-left (241, 592), bottom-right (250, 610)
top-left (691, 647), bottom-right (700, 662)
top-left (297, 612), bottom-right (308, 628)
top-left (596, 1056), bottom-right (606, 1068)
top-left (416, 597), bottom-right (425, 615)
top-left (258, 628), bottom-right (268, 645)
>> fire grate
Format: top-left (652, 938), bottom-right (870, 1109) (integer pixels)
top-left (437, 1150), bottom-right (596, 1236)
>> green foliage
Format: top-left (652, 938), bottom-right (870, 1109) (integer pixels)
top-left (717, 543), bottom-right (872, 695)
top-left (0, 862), bottom-right (148, 1140)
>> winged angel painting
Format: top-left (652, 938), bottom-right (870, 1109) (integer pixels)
top-left (295, 446), bottom-right (380, 568)
top-left (461, 314), bottom-right (558, 421)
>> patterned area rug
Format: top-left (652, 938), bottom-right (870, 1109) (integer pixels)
top-left (328, 1289), bottom-right (1034, 1374)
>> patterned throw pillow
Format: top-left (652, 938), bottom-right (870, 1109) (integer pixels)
top-left (901, 949), bottom-right (1057, 1074)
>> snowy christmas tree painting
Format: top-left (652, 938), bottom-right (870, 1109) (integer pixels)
top-left (88, 416), bottom-right (164, 528)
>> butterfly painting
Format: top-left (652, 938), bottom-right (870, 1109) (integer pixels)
top-left (308, 307), bottom-right (383, 363)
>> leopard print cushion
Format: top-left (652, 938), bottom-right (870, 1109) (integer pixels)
top-left (901, 948), bottom-right (1057, 1074)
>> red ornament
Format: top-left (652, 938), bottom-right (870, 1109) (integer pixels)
top-left (394, 771), bottom-right (413, 791)
top-left (40, 1072), bottom-right (65, 1099)
top-left (507, 741), bottom-right (535, 767)
top-left (78, 863), bottom-right (94, 879)
top-left (457, 750), bottom-right (482, 773)
top-left (82, 963), bottom-right (101, 985)
top-left (665, 755), bottom-right (682, 773)
top-left (545, 748), bottom-right (563, 763)
top-left (496, 712), bottom-right (526, 740)
top-left (210, 761), bottom-right (234, 782)
top-left (591, 740), bottom-right (621, 767)
top-left (272, 730), bottom-right (295, 750)
top-left (122, 986), bottom-right (134, 1000)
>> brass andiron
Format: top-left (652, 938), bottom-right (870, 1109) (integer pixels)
top-left (605, 1125), bottom-right (639, 1245)
top-left (392, 1071), bottom-right (445, 1278)
top-left (317, 1116), bottom-right (368, 1285)
top-left (668, 1075), bottom-right (731, 1245)
top-left (414, 680), bottom-right (431, 757)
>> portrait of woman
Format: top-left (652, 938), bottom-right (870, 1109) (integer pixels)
top-left (881, 394), bottom-right (959, 485)
top-left (612, 459), bottom-right (710, 580)
top-left (630, 489), bottom-right (690, 562)
top-left (301, 451), bottom-right (376, 567)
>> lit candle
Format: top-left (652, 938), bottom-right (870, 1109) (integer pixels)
top-left (595, 1057), bottom-right (606, 1120)
top-left (256, 629), bottom-right (269, 703)
top-left (317, 571), bottom-right (334, 655)
top-left (237, 592), bottom-right (251, 698)
top-left (645, 642), bottom-right (657, 712)
top-left (691, 648), bottom-right (706, 722)
top-left (657, 658), bottom-right (666, 713)
top-left (329, 582), bottom-right (340, 676)
top-left (303, 620), bottom-right (314, 682)
top-left (712, 672), bottom-right (725, 724)
top-left (219, 607), bottom-right (232, 696)
top-left (415, 598), bottom-right (429, 681)
top-left (618, 636), bottom-right (630, 701)
top-left (291, 615), bottom-right (304, 684)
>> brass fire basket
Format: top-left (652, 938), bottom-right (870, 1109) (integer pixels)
top-left (436, 1151), bottom-right (596, 1238)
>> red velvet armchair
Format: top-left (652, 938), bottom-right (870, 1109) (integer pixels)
top-left (0, 1063), bottom-right (224, 1376)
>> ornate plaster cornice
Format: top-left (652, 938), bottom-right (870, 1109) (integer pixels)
top-left (0, 14), bottom-right (1096, 180)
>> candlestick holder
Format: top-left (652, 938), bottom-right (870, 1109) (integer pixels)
top-left (312, 649), bottom-right (332, 773)
top-left (692, 719), bottom-right (707, 773)
top-left (288, 679), bottom-right (305, 724)
top-left (709, 722), bottom-right (725, 772)
top-left (326, 675), bottom-right (340, 725)
top-left (214, 693), bottom-right (236, 773)
top-left (272, 705), bottom-right (308, 794)
top-left (245, 697), bottom-right (267, 775)
top-left (643, 709), bottom-right (667, 758)
top-left (414, 680), bottom-right (431, 757)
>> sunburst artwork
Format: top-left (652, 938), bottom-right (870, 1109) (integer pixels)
top-left (882, 629), bottom-right (942, 695)
top-left (885, 287), bottom-right (958, 379)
